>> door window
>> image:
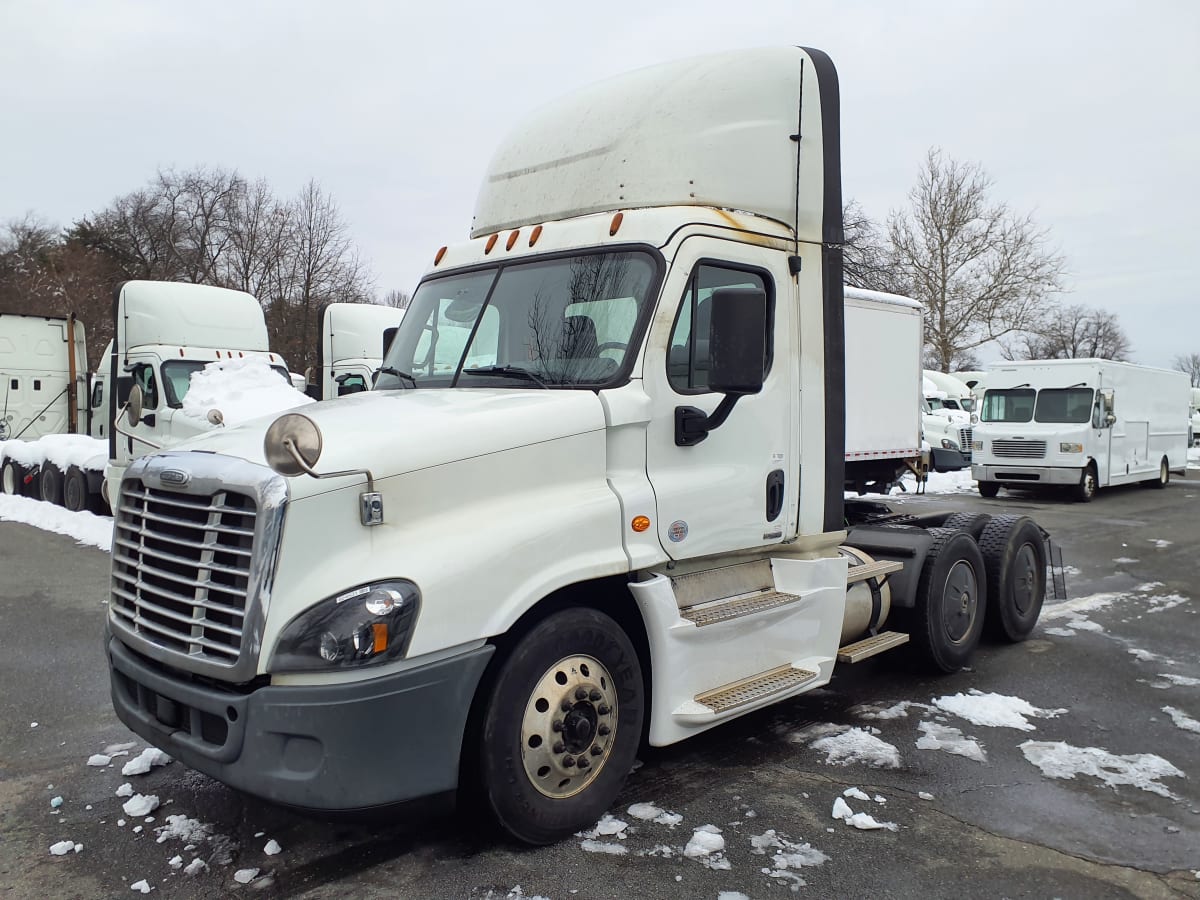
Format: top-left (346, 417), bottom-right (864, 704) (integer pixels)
top-left (667, 264), bottom-right (773, 393)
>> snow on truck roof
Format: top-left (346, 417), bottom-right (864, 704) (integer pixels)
top-left (472, 47), bottom-right (836, 240)
top-left (117, 281), bottom-right (269, 354)
top-left (843, 287), bottom-right (922, 310)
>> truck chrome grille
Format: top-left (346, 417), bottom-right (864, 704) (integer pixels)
top-left (992, 439), bottom-right (1047, 459)
top-left (958, 427), bottom-right (973, 460)
top-left (111, 485), bottom-right (257, 665)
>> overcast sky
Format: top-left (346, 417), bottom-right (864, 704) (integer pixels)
top-left (2, 1), bottom-right (1197, 368)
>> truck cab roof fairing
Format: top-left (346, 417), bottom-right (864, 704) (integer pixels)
top-left (471, 47), bottom-right (836, 244)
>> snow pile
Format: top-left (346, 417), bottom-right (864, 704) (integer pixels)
top-left (932, 690), bottom-right (1066, 731)
top-left (0, 434), bottom-right (107, 472)
top-left (750, 828), bottom-right (829, 869)
top-left (122, 747), bottom-right (171, 776)
top-left (183, 859), bottom-right (208, 876)
top-left (154, 815), bottom-right (213, 845)
top-left (129, 879), bottom-right (152, 894)
top-left (181, 357), bottom-right (312, 429)
top-left (916, 721), bottom-right (987, 762)
top-left (1144, 593), bottom-right (1188, 613)
top-left (626, 802), bottom-right (682, 827)
top-left (86, 754), bottom-right (111, 767)
top-left (1020, 740), bottom-right (1185, 798)
top-left (263, 839), bottom-right (282, 855)
top-left (233, 868), bottom-right (260, 884)
top-left (831, 797), bottom-right (897, 831)
top-left (121, 794), bottom-right (160, 817)
top-left (578, 814), bottom-right (629, 854)
top-left (1162, 706), bottom-right (1200, 734)
top-left (48, 840), bottom-right (80, 855)
top-left (794, 724), bottom-right (902, 769)
top-left (0, 494), bottom-right (113, 550)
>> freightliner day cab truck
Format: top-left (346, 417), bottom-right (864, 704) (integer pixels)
top-left (304, 302), bottom-right (406, 400)
top-left (105, 48), bottom-right (1053, 844)
top-left (972, 358), bottom-right (1190, 501)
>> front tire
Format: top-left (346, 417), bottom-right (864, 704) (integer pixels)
top-left (909, 528), bottom-right (987, 673)
top-left (979, 515), bottom-right (1046, 642)
top-left (978, 481), bottom-right (1000, 498)
top-left (476, 607), bottom-right (643, 845)
top-left (1149, 457), bottom-right (1168, 489)
top-left (1073, 464), bottom-right (1097, 503)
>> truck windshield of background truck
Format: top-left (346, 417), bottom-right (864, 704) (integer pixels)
top-left (375, 250), bottom-right (658, 390)
top-left (1033, 387), bottom-right (1094, 424)
top-left (981, 388), bottom-right (1036, 423)
top-left (160, 360), bottom-right (291, 408)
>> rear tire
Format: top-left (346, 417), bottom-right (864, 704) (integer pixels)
top-left (941, 512), bottom-right (992, 540)
top-left (977, 481), bottom-right (1000, 498)
top-left (979, 515), bottom-right (1046, 642)
top-left (475, 607), bottom-right (643, 845)
top-left (1149, 457), bottom-right (1168, 489)
top-left (40, 464), bottom-right (64, 506)
top-left (1073, 464), bottom-right (1097, 503)
top-left (63, 467), bottom-right (90, 512)
top-left (908, 528), bottom-right (987, 673)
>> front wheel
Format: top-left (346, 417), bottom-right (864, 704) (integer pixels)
top-left (1149, 457), bottom-right (1168, 489)
top-left (475, 607), bottom-right (643, 845)
top-left (978, 480), bottom-right (1000, 498)
top-left (1073, 464), bottom-right (1097, 503)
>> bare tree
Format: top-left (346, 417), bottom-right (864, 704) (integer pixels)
top-left (841, 200), bottom-right (897, 292)
top-left (1173, 352), bottom-right (1200, 387)
top-left (888, 150), bottom-right (1067, 371)
top-left (380, 289), bottom-right (410, 309)
top-left (1007, 304), bottom-right (1131, 361)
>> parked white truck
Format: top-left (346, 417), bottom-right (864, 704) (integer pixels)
top-left (105, 48), bottom-right (1052, 844)
top-left (972, 358), bottom-right (1190, 501)
top-left (304, 302), bottom-right (405, 400)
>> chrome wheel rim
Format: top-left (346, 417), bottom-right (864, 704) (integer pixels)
top-left (521, 654), bottom-right (617, 799)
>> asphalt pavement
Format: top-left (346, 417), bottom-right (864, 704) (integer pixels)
top-left (1, 474), bottom-right (1198, 899)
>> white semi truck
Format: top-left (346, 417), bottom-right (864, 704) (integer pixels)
top-left (105, 48), bottom-right (1052, 844)
top-left (972, 358), bottom-right (1190, 501)
top-left (304, 302), bottom-right (406, 400)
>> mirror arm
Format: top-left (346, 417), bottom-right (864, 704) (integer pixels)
top-left (674, 394), bottom-right (742, 447)
top-left (283, 438), bottom-right (376, 492)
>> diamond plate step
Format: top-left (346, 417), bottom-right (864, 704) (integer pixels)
top-left (846, 559), bottom-right (904, 584)
top-left (694, 664), bottom-right (818, 714)
top-left (679, 589), bottom-right (803, 627)
top-left (836, 630), bottom-right (909, 663)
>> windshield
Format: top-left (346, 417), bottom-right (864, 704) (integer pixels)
top-left (981, 388), bottom-right (1035, 423)
top-left (375, 251), bottom-right (658, 390)
top-left (1034, 387), bottom-right (1094, 424)
top-left (161, 360), bottom-right (289, 408)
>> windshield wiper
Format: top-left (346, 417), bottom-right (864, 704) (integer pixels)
top-left (377, 366), bottom-right (416, 387)
top-left (461, 364), bottom-right (550, 388)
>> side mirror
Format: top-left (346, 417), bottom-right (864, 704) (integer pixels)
top-left (127, 383), bottom-right (144, 427)
top-left (708, 287), bottom-right (767, 395)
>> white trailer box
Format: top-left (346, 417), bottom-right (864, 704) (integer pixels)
top-left (843, 287), bottom-right (922, 490)
top-left (972, 358), bottom-right (1190, 501)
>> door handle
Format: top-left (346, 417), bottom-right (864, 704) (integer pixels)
top-left (766, 469), bottom-right (785, 522)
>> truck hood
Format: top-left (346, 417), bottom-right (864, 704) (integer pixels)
top-left (173, 388), bottom-right (608, 495)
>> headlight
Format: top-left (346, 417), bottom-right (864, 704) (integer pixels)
top-left (940, 438), bottom-right (960, 450)
top-left (972, 440), bottom-right (983, 452)
top-left (1060, 442), bottom-right (1083, 453)
top-left (970, 413), bottom-right (979, 425)
top-left (270, 580), bottom-right (420, 672)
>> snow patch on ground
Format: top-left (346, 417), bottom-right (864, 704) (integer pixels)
top-left (683, 824), bottom-right (730, 869)
top-left (1149, 674), bottom-right (1200, 689)
top-left (916, 721), bottom-right (987, 762)
top-left (750, 828), bottom-right (828, 889)
top-left (1020, 740), bottom-right (1185, 798)
top-left (122, 747), bottom-right (171, 776)
top-left (0, 494), bottom-right (112, 550)
top-left (181, 357), bottom-right (313, 429)
top-left (121, 794), bottom-right (159, 817)
top-left (1041, 592), bottom-right (1123, 621)
top-left (1162, 707), bottom-right (1200, 734)
top-left (580, 839), bottom-right (627, 855)
top-left (831, 796), bottom-right (897, 831)
top-left (1144, 593), bottom-right (1188, 613)
top-left (794, 724), bottom-right (901, 769)
top-left (1112, 557), bottom-right (1139, 565)
top-left (154, 815), bottom-right (213, 845)
top-left (1148, 538), bottom-right (1173, 549)
top-left (626, 802), bottom-right (682, 827)
top-left (932, 690), bottom-right (1066, 731)
top-left (850, 700), bottom-right (929, 721)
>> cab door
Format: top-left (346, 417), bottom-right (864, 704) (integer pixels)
top-left (643, 241), bottom-right (797, 560)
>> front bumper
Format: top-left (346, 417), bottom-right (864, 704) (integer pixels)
top-left (108, 637), bottom-right (494, 810)
top-left (971, 463), bottom-right (1082, 486)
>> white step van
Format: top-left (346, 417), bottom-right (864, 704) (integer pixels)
top-left (972, 358), bottom-right (1190, 501)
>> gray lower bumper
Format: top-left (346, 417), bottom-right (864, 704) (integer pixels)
top-left (972, 463), bottom-right (1082, 486)
top-left (108, 637), bottom-right (493, 810)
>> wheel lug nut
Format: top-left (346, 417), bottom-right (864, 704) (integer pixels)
top-left (591, 745), bottom-right (603, 756)
top-left (561, 700), bottom-right (572, 712)
top-left (563, 756), bottom-right (576, 768)
top-left (575, 687), bottom-right (588, 700)
top-left (589, 689), bottom-right (602, 701)
top-left (553, 741), bottom-right (565, 753)
top-left (597, 704), bottom-right (610, 716)
top-left (598, 724), bottom-right (611, 736)
top-left (578, 757), bottom-right (590, 769)
top-left (552, 719), bottom-right (564, 732)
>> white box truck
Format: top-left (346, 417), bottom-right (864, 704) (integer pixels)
top-left (972, 358), bottom-right (1190, 501)
top-left (304, 302), bottom-right (406, 400)
top-left (104, 48), bottom-right (1053, 844)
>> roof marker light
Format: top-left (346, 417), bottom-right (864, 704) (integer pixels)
top-left (434, 246), bottom-right (447, 265)
top-left (484, 234), bottom-right (498, 254)
top-left (529, 225), bottom-right (543, 247)
top-left (609, 212), bottom-right (624, 236)
top-left (506, 230), bottom-right (519, 251)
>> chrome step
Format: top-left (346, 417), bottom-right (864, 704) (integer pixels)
top-left (694, 664), bottom-right (818, 714)
top-left (836, 630), bottom-right (909, 663)
top-left (679, 589), bottom-right (803, 627)
top-left (846, 559), bottom-right (904, 585)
